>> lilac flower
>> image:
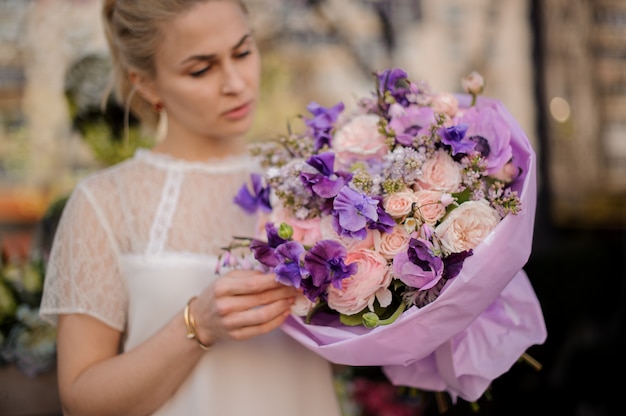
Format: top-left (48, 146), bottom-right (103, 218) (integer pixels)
top-left (304, 102), bottom-right (344, 151)
top-left (233, 173), bottom-right (271, 214)
top-left (302, 240), bottom-right (357, 301)
top-left (332, 186), bottom-right (380, 239)
top-left (392, 238), bottom-right (443, 290)
top-left (249, 223), bottom-right (288, 267)
top-left (300, 152), bottom-right (353, 198)
top-left (440, 123), bottom-right (475, 156)
top-left (274, 241), bottom-right (306, 288)
top-left (388, 105), bottom-right (436, 146)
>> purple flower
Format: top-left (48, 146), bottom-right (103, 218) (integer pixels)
top-left (378, 68), bottom-right (410, 106)
top-left (249, 223), bottom-right (288, 267)
top-left (274, 241), bottom-right (306, 288)
top-left (304, 102), bottom-right (344, 151)
top-left (440, 123), bottom-right (475, 156)
top-left (332, 187), bottom-right (380, 239)
top-left (388, 106), bottom-right (435, 146)
top-left (442, 249), bottom-right (473, 280)
top-left (392, 238), bottom-right (443, 290)
top-left (300, 152), bottom-right (353, 198)
top-left (369, 200), bottom-right (396, 234)
top-left (303, 240), bottom-right (357, 301)
top-left (458, 105), bottom-right (513, 174)
top-left (233, 173), bottom-right (271, 214)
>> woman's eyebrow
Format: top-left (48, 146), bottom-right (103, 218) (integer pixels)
top-left (232, 33), bottom-right (252, 50)
top-left (181, 33), bottom-right (252, 64)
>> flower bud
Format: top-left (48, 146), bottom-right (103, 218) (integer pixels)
top-left (278, 222), bottom-right (294, 240)
top-left (362, 312), bottom-right (380, 328)
top-left (491, 162), bottom-right (519, 183)
top-left (462, 71), bottom-right (485, 96)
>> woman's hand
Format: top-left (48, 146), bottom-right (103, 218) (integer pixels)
top-left (191, 270), bottom-right (298, 345)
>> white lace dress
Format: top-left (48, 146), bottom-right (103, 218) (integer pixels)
top-left (40, 149), bottom-right (342, 416)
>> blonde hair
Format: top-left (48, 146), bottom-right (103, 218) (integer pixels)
top-left (102, 0), bottom-right (248, 130)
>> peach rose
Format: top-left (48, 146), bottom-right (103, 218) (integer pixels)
top-left (327, 248), bottom-right (392, 315)
top-left (413, 189), bottom-right (448, 225)
top-left (374, 225), bottom-right (411, 259)
top-left (435, 200), bottom-right (500, 253)
top-left (333, 114), bottom-right (388, 167)
top-left (383, 190), bottom-right (418, 219)
top-left (416, 149), bottom-right (462, 193)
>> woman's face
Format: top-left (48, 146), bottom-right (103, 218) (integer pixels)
top-left (146, 1), bottom-right (260, 144)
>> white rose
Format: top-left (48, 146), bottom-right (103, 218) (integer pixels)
top-left (435, 200), bottom-right (500, 253)
top-left (291, 293), bottom-right (316, 316)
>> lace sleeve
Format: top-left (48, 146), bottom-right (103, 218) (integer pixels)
top-left (39, 183), bottom-right (127, 331)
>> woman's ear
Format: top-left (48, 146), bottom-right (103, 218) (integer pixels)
top-left (129, 70), bottom-right (160, 106)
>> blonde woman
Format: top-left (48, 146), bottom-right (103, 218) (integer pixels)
top-left (39, 1), bottom-right (342, 415)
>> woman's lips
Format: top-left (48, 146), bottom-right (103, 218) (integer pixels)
top-left (223, 101), bottom-right (253, 120)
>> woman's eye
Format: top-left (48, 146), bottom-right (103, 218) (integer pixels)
top-left (235, 50), bottom-right (251, 59)
top-left (190, 66), bottom-right (211, 77)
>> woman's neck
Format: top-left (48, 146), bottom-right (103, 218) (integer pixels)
top-left (151, 134), bottom-right (247, 162)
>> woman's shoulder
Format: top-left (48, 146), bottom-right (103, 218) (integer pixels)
top-left (79, 151), bottom-right (152, 186)
top-left (67, 154), bottom-right (149, 206)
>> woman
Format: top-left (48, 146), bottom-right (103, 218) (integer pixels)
top-left (39, 1), bottom-right (342, 415)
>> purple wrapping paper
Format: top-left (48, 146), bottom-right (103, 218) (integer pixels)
top-left (280, 95), bottom-right (547, 401)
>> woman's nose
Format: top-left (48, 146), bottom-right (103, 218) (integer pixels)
top-left (221, 61), bottom-right (245, 95)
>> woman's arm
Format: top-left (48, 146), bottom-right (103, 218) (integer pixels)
top-left (56, 271), bottom-right (297, 416)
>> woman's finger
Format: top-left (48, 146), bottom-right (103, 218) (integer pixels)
top-left (224, 301), bottom-right (293, 341)
top-left (212, 286), bottom-right (297, 316)
top-left (215, 271), bottom-right (287, 296)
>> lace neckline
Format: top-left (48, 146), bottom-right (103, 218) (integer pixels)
top-left (134, 148), bottom-right (254, 174)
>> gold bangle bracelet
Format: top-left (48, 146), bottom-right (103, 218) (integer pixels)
top-left (183, 296), bottom-right (211, 351)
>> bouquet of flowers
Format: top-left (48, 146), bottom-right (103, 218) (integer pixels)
top-left (222, 68), bottom-right (546, 401)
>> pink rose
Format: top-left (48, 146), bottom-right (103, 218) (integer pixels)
top-left (374, 225), bottom-right (411, 259)
top-left (435, 200), bottom-right (500, 253)
top-left (431, 92), bottom-right (459, 118)
top-left (416, 149), bottom-right (462, 193)
top-left (327, 249), bottom-right (392, 315)
top-left (333, 114), bottom-right (388, 167)
top-left (383, 190), bottom-right (417, 218)
top-left (413, 189), bottom-right (448, 225)
top-left (270, 205), bottom-right (322, 246)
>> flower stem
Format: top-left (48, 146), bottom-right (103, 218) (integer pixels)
top-left (363, 301), bottom-right (407, 327)
top-left (519, 352), bottom-right (542, 371)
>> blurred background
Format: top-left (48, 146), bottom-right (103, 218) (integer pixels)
top-left (0, 0), bottom-right (624, 415)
